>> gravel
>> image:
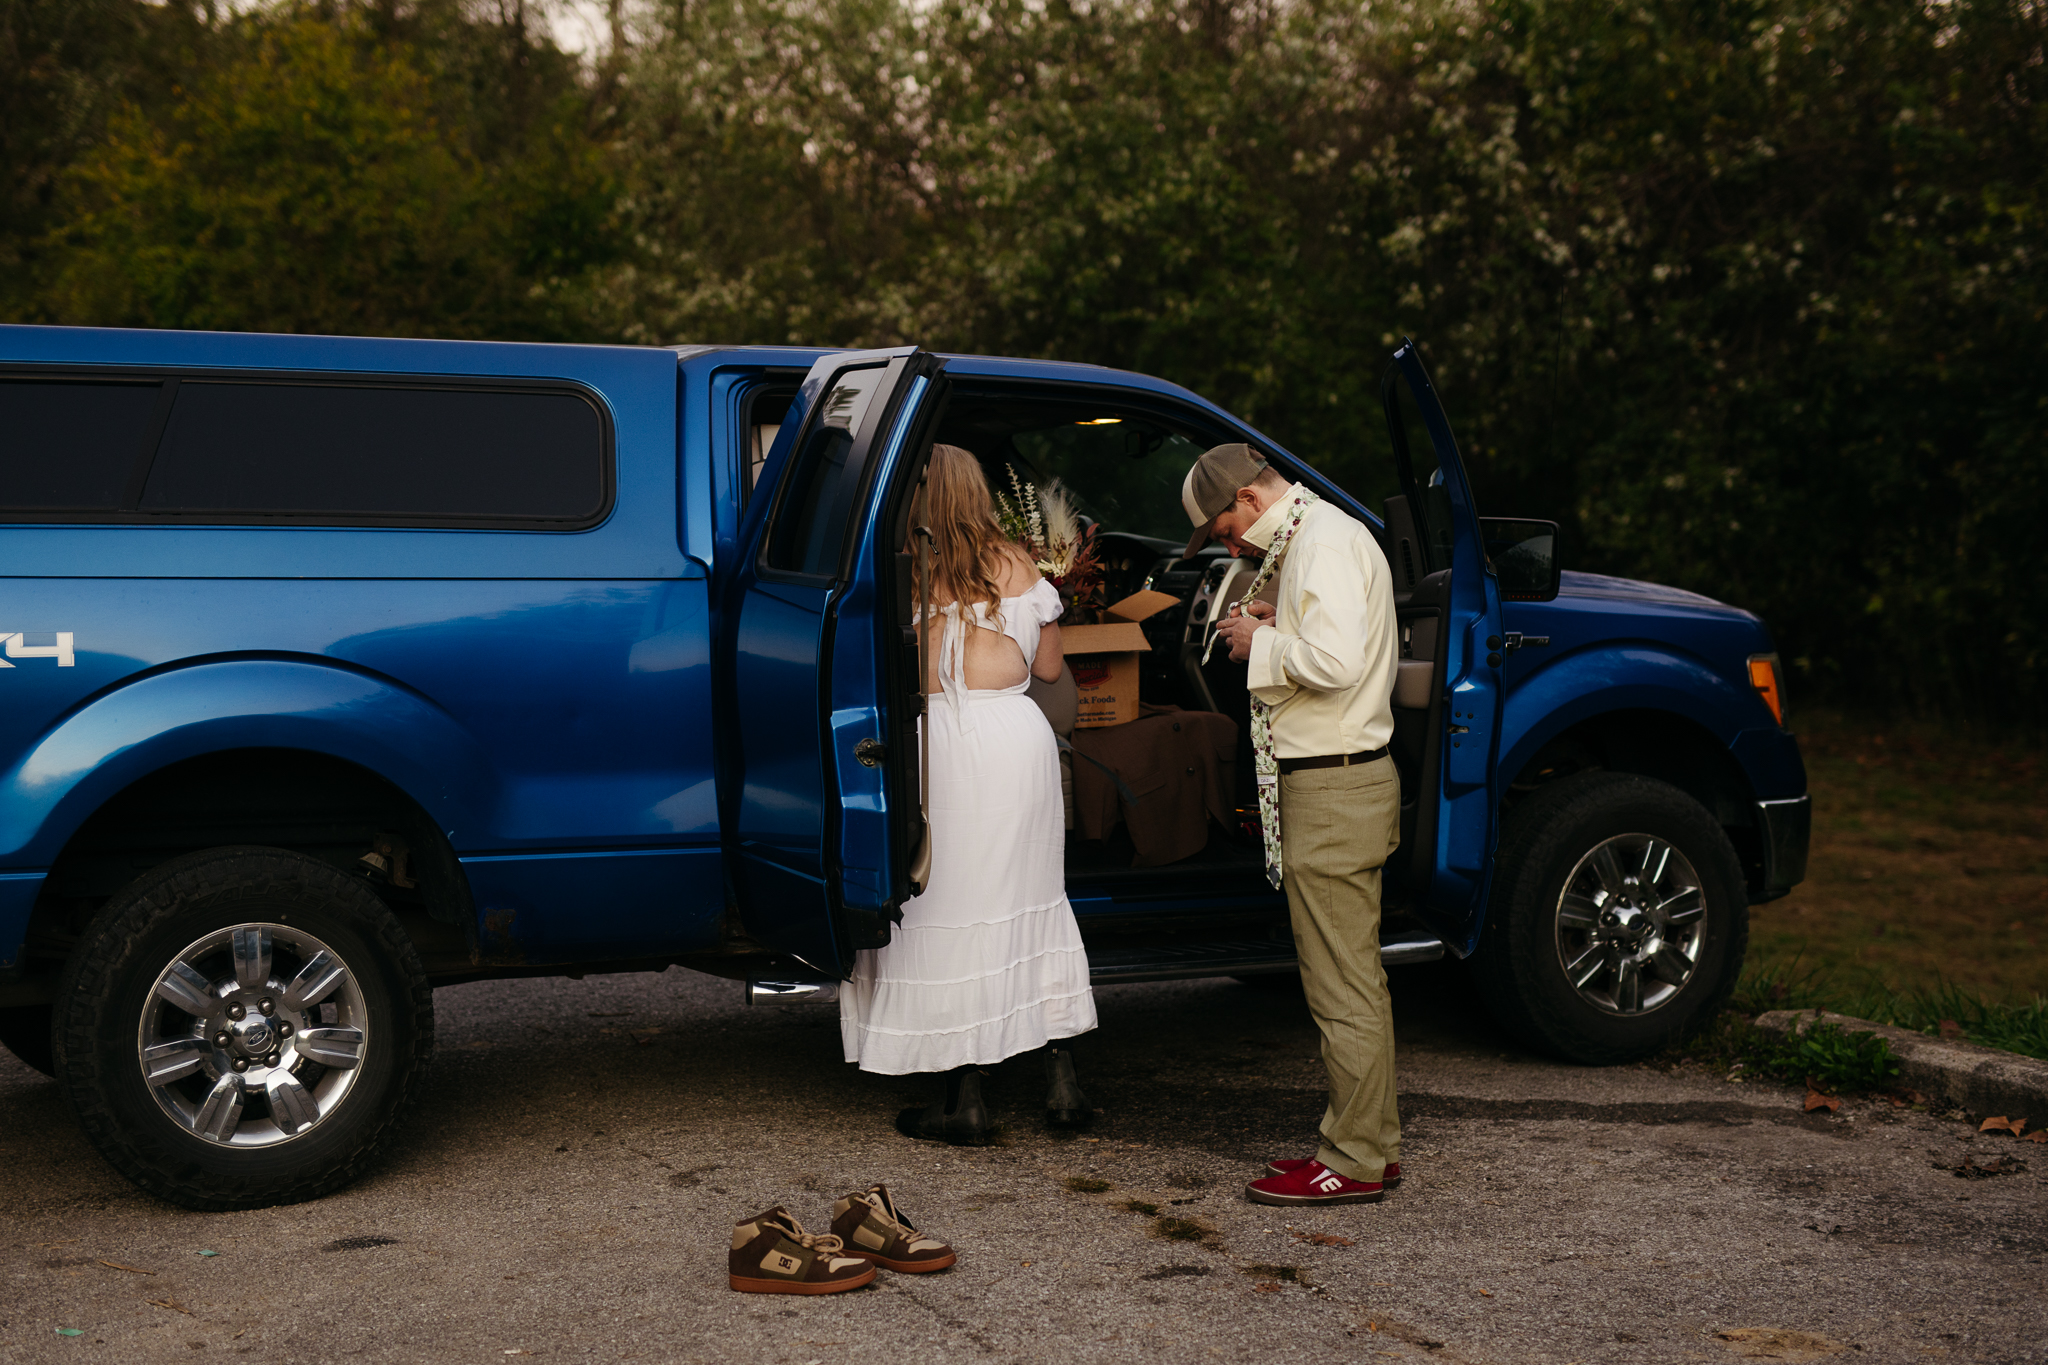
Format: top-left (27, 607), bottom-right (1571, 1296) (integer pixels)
top-left (2, 960), bottom-right (2043, 1364)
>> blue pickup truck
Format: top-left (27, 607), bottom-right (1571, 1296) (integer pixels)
top-left (0, 325), bottom-right (1809, 1208)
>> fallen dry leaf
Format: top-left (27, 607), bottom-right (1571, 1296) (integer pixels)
top-left (1477, 1288), bottom-right (1493, 1297)
top-left (1938, 1019), bottom-right (1965, 1040)
top-left (2023, 1131), bottom-right (2046, 1144)
top-left (1292, 1232), bottom-right (1354, 1247)
top-left (1804, 1089), bottom-right (1841, 1113)
top-left (146, 1298), bottom-right (191, 1315)
top-left (98, 1259), bottom-right (154, 1275)
top-left (1253, 1282), bottom-right (1282, 1294)
top-left (1950, 1153), bottom-right (2027, 1178)
top-left (1979, 1116), bottom-right (2029, 1136)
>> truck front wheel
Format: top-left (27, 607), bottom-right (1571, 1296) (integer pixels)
top-left (1472, 773), bottom-right (1748, 1064)
top-left (52, 846), bottom-right (432, 1210)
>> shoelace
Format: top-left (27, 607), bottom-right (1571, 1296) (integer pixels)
top-left (771, 1217), bottom-right (848, 1255)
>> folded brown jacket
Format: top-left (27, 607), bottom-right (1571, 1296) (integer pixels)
top-left (1069, 704), bottom-right (1238, 868)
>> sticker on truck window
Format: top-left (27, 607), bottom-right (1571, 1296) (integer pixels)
top-left (0, 632), bottom-right (75, 667)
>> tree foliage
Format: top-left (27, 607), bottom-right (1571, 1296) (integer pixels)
top-left (5, 0), bottom-right (2044, 722)
top-left (23, 1), bottom-right (616, 339)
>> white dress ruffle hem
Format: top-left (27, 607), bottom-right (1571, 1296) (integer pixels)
top-left (839, 578), bottom-right (1098, 1075)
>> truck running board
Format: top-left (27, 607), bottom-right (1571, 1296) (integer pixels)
top-left (1084, 928), bottom-right (1444, 985)
top-left (746, 929), bottom-right (1445, 1003)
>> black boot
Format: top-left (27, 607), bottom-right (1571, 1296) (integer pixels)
top-left (1044, 1045), bottom-right (1094, 1130)
top-left (895, 1066), bottom-right (991, 1145)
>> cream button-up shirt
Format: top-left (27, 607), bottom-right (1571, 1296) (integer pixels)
top-left (1241, 486), bottom-right (1400, 760)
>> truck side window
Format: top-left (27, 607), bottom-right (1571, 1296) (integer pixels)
top-left (2, 374), bottom-right (610, 527)
top-left (1383, 372), bottom-right (1456, 575)
top-left (0, 379), bottom-right (163, 512)
top-left (765, 365), bottom-right (886, 577)
top-left (143, 382), bottom-right (607, 524)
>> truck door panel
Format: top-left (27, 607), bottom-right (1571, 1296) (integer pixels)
top-left (1379, 344), bottom-right (1505, 951)
top-left (724, 349), bottom-right (943, 976)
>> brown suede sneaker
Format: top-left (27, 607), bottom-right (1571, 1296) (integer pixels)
top-left (728, 1206), bottom-right (878, 1295)
top-left (830, 1184), bottom-right (957, 1274)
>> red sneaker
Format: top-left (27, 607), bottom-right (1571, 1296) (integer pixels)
top-left (1263, 1158), bottom-right (1400, 1187)
top-left (1245, 1160), bottom-right (1384, 1206)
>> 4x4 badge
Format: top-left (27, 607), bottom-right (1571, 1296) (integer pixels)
top-left (0, 633), bottom-right (75, 667)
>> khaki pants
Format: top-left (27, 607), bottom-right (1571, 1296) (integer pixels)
top-left (1278, 756), bottom-right (1402, 1182)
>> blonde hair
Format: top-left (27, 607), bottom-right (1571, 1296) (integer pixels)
top-left (922, 443), bottom-right (1013, 625)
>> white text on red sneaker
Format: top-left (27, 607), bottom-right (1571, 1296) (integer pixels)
top-left (1314, 1173), bottom-right (1345, 1193)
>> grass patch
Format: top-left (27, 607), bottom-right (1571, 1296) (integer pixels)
top-left (1241, 1264), bottom-right (1304, 1283)
top-left (1063, 1176), bottom-right (1113, 1194)
top-left (1747, 709), bottom-right (2046, 1003)
top-left (1118, 1199), bottom-right (1161, 1217)
top-left (1675, 1010), bottom-right (1900, 1092)
top-left (1733, 953), bottom-right (2048, 1062)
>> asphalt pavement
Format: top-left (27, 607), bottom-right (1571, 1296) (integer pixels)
top-left (2, 960), bottom-right (2043, 1364)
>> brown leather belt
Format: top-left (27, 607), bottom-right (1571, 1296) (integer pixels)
top-left (1276, 746), bottom-right (1389, 775)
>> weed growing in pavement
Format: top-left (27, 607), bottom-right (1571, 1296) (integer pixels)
top-left (1063, 1176), bottom-right (1112, 1194)
top-left (1119, 1198), bottom-right (1162, 1216)
top-left (1774, 1018), bottom-right (1901, 1092)
top-left (1666, 1010), bottom-right (1900, 1093)
top-left (1152, 1217), bottom-right (1212, 1243)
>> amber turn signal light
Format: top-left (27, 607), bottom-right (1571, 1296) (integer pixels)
top-left (1748, 654), bottom-right (1786, 726)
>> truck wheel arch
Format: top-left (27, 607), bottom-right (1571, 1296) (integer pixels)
top-left (0, 657), bottom-right (494, 869)
top-left (2, 658), bottom-right (492, 996)
top-left (1504, 708), bottom-right (1769, 898)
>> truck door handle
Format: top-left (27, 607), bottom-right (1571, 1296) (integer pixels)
top-left (854, 738), bottom-right (888, 768)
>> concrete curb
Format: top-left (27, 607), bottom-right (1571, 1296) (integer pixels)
top-left (1753, 1009), bottom-right (2048, 1121)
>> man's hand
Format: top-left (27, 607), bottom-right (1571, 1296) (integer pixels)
top-left (1215, 599), bottom-right (1275, 663)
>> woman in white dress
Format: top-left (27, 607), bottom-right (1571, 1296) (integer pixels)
top-left (838, 444), bottom-right (1099, 1143)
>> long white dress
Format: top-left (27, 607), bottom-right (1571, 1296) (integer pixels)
top-left (839, 577), bottom-right (1099, 1075)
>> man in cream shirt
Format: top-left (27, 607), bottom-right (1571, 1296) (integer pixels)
top-left (1183, 442), bottom-right (1403, 1206)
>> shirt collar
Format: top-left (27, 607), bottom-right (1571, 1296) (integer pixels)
top-left (1240, 483), bottom-right (1307, 552)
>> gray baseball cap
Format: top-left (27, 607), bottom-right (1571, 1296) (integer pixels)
top-left (1179, 442), bottom-right (1270, 559)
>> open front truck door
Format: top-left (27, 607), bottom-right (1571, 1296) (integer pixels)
top-left (1380, 341), bottom-right (1505, 953)
top-left (721, 348), bottom-right (947, 977)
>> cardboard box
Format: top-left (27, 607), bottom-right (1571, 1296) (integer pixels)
top-left (1064, 591), bottom-right (1178, 729)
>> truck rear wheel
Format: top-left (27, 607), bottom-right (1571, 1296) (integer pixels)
top-left (52, 846), bottom-right (432, 1210)
top-left (1472, 773), bottom-right (1747, 1064)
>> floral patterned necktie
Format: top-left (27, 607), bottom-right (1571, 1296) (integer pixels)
top-left (1201, 489), bottom-right (1320, 888)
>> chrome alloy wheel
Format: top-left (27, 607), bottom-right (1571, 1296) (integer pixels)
top-left (136, 923), bottom-right (368, 1146)
top-left (1553, 834), bottom-right (1707, 1016)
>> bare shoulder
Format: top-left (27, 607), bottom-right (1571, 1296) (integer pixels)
top-left (994, 544), bottom-right (1043, 597)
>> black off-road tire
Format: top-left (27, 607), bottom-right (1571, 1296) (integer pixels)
top-left (52, 846), bottom-right (432, 1211)
top-left (0, 1004), bottom-right (56, 1077)
top-left (1471, 772), bottom-right (1748, 1065)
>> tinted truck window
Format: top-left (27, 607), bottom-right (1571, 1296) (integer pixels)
top-left (766, 365), bottom-right (887, 576)
top-left (143, 383), bottom-right (607, 523)
top-left (0, 379), bottom-right (163, 510)
top-left (1, 375), bottom-right (608, 526)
